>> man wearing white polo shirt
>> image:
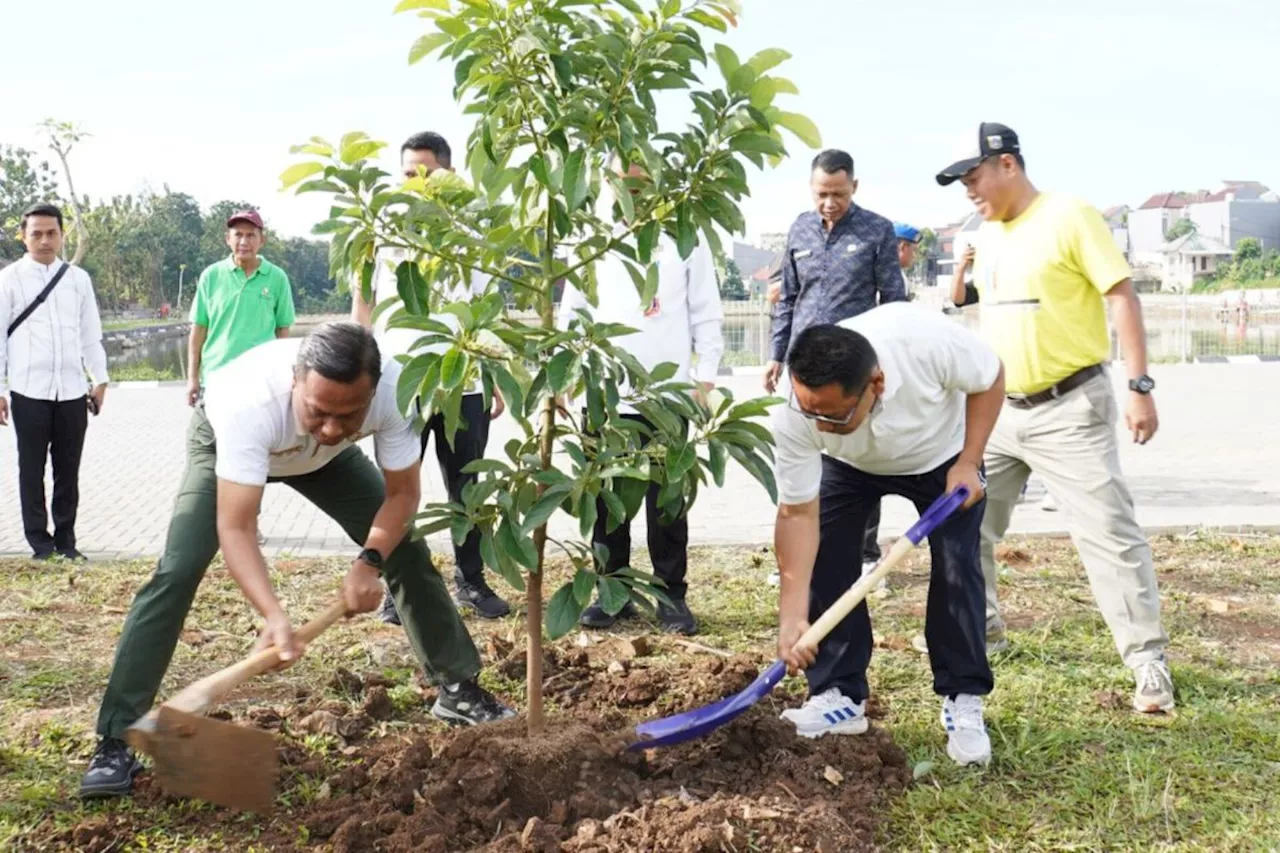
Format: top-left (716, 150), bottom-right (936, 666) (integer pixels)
top-left (772, 303), bottom-right (1004, 766)
top-left (557, 160), bottom-right (724, 635)
top-left (80, 322), bottom-right (511, 800)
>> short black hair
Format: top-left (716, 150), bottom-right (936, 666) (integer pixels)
top-left (296, 321), bottom-right (382, 386)
top-left (401, 131), bottom-right (452, 168)
top-left (21, 203), bottom-right (64, 233)
top-left (787, 325), bottom-right (879, 395)
top-left (811, 149), bottom-right (854, 178)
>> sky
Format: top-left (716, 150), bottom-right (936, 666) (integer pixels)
top-left (2, 0), bottom-right (1276, 245)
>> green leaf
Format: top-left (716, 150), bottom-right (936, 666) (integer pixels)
top-left (599, 488), bottom-right (628, 534)
top-left (393, 0), bottom-right (448, 11)
top-left (578, 490), bottom-right (598, 539)
top-left (615, 476), bottom-right (647, 519)
top-left (675, 206), bottom-right (697, 259)
top-left (573, 569), bottom-right (597, 607)
top-left (640, 264), bottom-right (660, 309)
top-left (490, 367), bottom-right (525, 427)
top-left (637, 220), bottom-right (659, 264)
top-left (395, 261), bottom-right (429, 315)
top-left (563, 148), bottom-right (588, 213)
top-left (409, 32), bottom-right (451, 64)
top-left (396, 353), bottom-right (438, 416)
top-left (546, 583), bottom-right (584, 640)
top-left (522, 484), bottom-right (573, 535)
top-left (707, 438), bottom-right (727, 487)
top-left (746, 48), bottom-right (791, 76)
top-left (439, 301), bottom-right (475, 329)
top-left (279, 162), bottom-right (323, 191)
top-left (665, 440), bottom-right (696, 480)
top-left (774, 111), bottom-right (823, 149)
top-left (713, 44), bottom-right (740, 81)
top-left (598, 576), bottom-right (630, 616)
top-left (546, 350), bottom-right (577, 393)
top-left (528, 154), bottom-right (551, 189)
top-left (649, 362), bottom-right (678, 382)
top-left (440, 349), bottom-right (468, 389)
top-left (497, 519), bottom-right (538, 571)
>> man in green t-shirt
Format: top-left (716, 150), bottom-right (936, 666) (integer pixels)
top-left (186, 209), bottom-right (296, 406)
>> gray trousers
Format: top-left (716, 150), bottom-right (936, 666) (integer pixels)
top-left (981, 369), bottom-right (1169, 668)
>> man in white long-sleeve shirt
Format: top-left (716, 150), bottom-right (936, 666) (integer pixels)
top-left (0, 203), bottom-right (109, 560)
top-left (558, 163), bottom-right (725, 635)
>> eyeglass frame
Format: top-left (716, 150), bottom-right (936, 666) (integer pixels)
top-left (788, 377), bottom-right (875, 426)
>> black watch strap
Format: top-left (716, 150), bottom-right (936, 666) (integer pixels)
top-left (358, 547), bottom-right (384, 568)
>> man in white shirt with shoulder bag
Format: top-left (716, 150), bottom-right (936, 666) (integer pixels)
top-left (0, 203), bottom-right (109, 561)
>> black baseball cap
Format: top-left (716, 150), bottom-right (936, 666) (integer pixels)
top-left (935, 122), bottom-right (1021, 186)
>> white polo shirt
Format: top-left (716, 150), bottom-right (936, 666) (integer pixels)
top-left (772, 303), bottom-right (1001, 504)
top-left (202, 338), bottom-right (420, 486)
top-left (369, 246), bottom-right (490, 396)
top-left (557, 234), bottom-right (724, 413)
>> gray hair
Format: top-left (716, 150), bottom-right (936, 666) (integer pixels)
top-left (295, 321), bottom-right (382, 386)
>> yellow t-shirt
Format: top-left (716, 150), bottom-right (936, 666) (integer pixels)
top-left (972, 192), bottom-right (1130, 395)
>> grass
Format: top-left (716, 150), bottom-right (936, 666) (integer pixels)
top-left (1, 534), bottom-right (1279, 851)
top-left (102, 319), bottom-right (186, 332)
top-left (110, 363), bottom-right (182, 382)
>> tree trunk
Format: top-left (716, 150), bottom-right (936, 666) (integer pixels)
top-left (50, 145), bottom-right (88, 267)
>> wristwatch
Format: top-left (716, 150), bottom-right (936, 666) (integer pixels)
top-left (357, 548), bottom-right (384, 569)
top-left (1128, 375), bottom-right (1156, 395)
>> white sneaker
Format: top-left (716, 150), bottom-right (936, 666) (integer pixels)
top-left (941, 694), bottom-right (991, 766)
top-left (1132, 658), bottom-right (1175, 713)
top-left (780, 688), bottom-right (868, 739)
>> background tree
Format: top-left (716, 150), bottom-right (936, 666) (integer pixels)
top-left (718, 257), bottom-right (747, 300)
top-left (1165, 217), bottom-right (1196, 242)
top-left (0, 145), bottom-right (63, 261)
top-left (285, 0), bottom-right (818, 735)
top-left (39, 119), bottom-right (91, 265)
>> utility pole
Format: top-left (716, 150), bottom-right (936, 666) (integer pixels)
top-left (176, 263), bottom-right (187, 313)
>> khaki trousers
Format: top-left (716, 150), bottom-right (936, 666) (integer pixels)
top-left (981, 369), bottom-right (1168, 668)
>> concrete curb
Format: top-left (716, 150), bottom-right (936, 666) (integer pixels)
top-left (1192, 355), bottom-right (1280, 364)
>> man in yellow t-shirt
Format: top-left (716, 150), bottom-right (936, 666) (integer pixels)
top-left (935, 122), bottom-right (1174, 714)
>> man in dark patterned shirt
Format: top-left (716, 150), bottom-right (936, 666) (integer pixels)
top-left (764, 149), bottom-right (907, 578)
top-left (765, 149), bottom-right (907, 392)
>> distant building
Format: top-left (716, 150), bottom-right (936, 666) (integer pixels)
top-left (1161, 232), bottom-right (1234, 292)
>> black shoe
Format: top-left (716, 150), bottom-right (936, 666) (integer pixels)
top-left (32, 550), bottom-right (56, 562)
top-left (454, 579), bottom-right (511, 619)
top-left (431, 681), bottom-right (516, 726)
top-left (657, 598), bottom-right (699, 635)
top-left (58, 549), bottom-right (88, 562)
top-left (579, 599), bottom-right (637, 629)
top-left (78, 737), bottom-right (143, 799)
top-left (377, 591), bottom-right (401, 626)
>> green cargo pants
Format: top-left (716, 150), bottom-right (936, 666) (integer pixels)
top-left (95, 406), bottom-right (482, 739)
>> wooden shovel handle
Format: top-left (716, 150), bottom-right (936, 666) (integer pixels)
top-left (796, 536), bottom-right (914, 650)
top-left (153, 599), bottom-right (349, 717)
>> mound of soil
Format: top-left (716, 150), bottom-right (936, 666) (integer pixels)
top-left (41, 645), bottom-right (910, 852)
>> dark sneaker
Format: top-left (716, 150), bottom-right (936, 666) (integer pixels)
top-left (431, 681), bottom-right (516, 726)
top-left (78, 737), bottom-right (142, 799)
top-left (454, 579), bottom-right (511, 619)
top-left (377, 590), bottom-right (401, 626)
top-left (657, 598), bottom-right (698, 635)
top-left (58, 549), bottom-right (88, 562)
top-left (580, 599), bottom-right (637, 629)
top-left (32, 550), bottom-right (56, 562)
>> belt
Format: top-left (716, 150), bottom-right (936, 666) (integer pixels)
top-left (1005, 364), bottom-right (1104, 410)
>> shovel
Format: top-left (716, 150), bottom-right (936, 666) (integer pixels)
top-left (124, 599), bottom-right (348, 813)
top-left (628, 485), bottom-right (970, 750)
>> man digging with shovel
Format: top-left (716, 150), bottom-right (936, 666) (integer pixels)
top-left (772, 302), bottom-right (1004, 766)
top-left (79, 322), bottom-right (512, 800)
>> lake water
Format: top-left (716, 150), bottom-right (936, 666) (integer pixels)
top-left (108, 298), bottom-right (1280, 375)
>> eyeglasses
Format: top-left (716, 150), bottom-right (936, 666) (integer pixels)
top-left (788, 386), bottom-right (866, 426)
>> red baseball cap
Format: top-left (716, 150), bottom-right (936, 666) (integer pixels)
top-left (226, 209), bottom-right (265, 230)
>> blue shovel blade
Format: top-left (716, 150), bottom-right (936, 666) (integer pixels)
top-left (627, 660), bottom-right (788, 750)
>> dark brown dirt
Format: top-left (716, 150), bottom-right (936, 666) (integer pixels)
top-left (36, 647), bottom-right (909, 852)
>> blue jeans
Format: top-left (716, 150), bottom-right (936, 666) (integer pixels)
top-left (805, 454), bottom-right (993, 702)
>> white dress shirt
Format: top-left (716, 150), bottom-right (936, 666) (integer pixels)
top-left (0, 255), bottom-right (109, 401)
top-left (202, 338), bottom-right (420, 486)
top-left (772, 303), bottom-right (1002, 504)
top-left (558, 235), bottom-right (724, 413)
top-left (368, 246), bottom-right (491, 396)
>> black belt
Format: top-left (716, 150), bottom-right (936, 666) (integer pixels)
top-left (1006, 364), bottom-right (1104, 410)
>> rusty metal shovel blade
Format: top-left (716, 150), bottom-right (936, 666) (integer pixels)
top-left (150, 706), bottom-right (279, 814)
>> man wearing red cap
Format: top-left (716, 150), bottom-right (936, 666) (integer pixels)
top-left (186, 209), bottom-right (296, 405)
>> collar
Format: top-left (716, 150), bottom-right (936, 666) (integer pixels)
top-left (226, 255), bottom-right (268, 278)
top-left (20, 254), bottom-right (64, 273)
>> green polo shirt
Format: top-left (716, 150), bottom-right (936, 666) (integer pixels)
top-left (190, 256), bottom-right (296, 381)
